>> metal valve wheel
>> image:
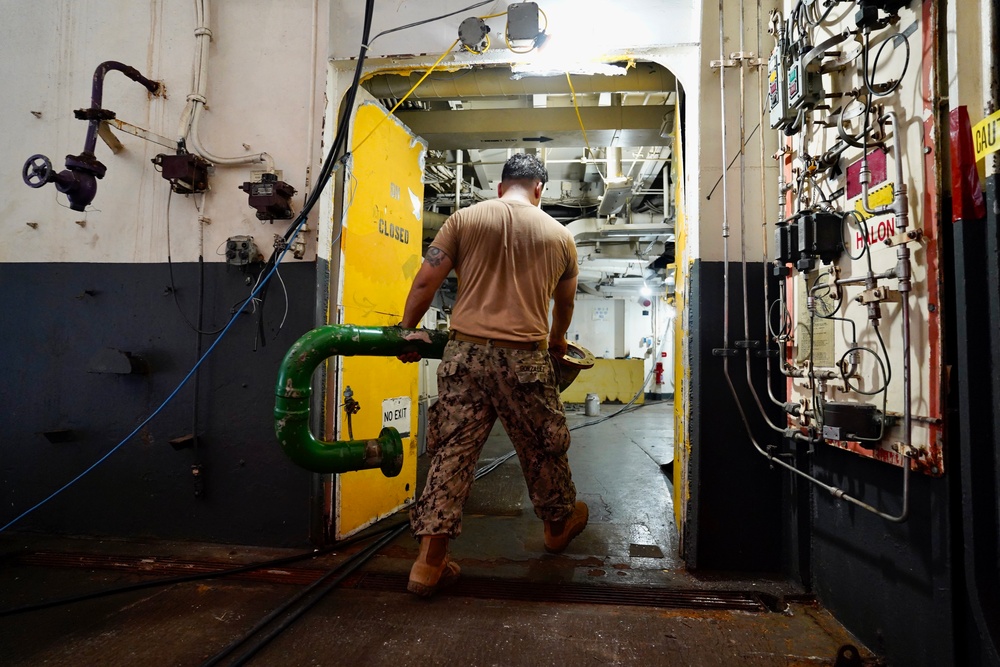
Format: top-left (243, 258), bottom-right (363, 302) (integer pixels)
top-left (23, 154), bottom-right (54, 188)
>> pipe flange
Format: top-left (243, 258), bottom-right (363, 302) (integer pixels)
top-left (552, 342), bottom-right (596, 392)
top-left (558, 342), bottom-right (596, 370)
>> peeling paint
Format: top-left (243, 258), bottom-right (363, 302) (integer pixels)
top-left (409, 188), bottom-right (422, 220)
top-left (406, 330), bottom-right (433, 344)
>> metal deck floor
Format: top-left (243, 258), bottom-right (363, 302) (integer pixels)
top-left (0, 400), bottom-right (880, 666)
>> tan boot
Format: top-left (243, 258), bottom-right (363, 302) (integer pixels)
top-left (543, 501), bottom-right (589, 554)
top-left (407, 535), bottom-right (461, 597)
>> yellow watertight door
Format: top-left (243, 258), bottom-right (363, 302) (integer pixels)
top-left (333, 100), bottom-right (427, 538)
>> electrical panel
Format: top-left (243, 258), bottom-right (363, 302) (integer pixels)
top-left (151, 153), bottom-right (211, 194)
top-left (224, 235), bottom-right (261, 266)
top-left (727, 1), bottom-right (945, 494)
top-left (506, 2), bottom-right (541, 41)
top-left (768, 44), bottom-right (793, 129)
top-left (787, 42), bottom-right (823, 110)
top-left (795, 212), bottom-right (842, 271)
top-left (239, 173), bottom-right (296, 221)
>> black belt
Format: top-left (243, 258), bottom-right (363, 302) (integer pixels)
top-left (449, 331), bottom-right (547, 351)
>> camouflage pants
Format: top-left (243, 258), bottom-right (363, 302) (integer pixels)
top-left (409, 340), bottom-right (577, 538)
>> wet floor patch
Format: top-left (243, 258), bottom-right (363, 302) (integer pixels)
top-left (628, 543), bottom-right (665, 558)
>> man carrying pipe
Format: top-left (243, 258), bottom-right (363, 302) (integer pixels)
top-left (398, 153), bottom-right (588, 597)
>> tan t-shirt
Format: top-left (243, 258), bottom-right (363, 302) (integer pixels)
top-left (430, 198), bottom-right (578, 341)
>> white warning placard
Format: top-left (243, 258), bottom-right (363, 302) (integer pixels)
top-left (381, 396), bottom-right (412, 436)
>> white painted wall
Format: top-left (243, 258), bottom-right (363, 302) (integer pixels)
top-left (653, 300), bottom-right (676, 394)
top-left (330, 0), bottom-right (699, 60)
top-left (569, 296), bottom-right (622, 359)
top-left (623, 296), bottom-right (654, 359)
top-left (694, 0), bottom-right (781, 263)
top-left (565, 295), bottom-right (665, 389)
top-left (0, 0), bottom-right (328, 264)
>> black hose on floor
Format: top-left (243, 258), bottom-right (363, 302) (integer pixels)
top-left (0, 522), bottom-right (406, 618)
top-left (197, 394), bottom-right (673, 664)
top-left (201, 526), bottom-right (407, 667)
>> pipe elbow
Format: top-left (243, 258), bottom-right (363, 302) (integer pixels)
top-left (273, 324), bottom-right (449, 476)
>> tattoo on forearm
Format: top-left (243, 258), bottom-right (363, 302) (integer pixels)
top-left (425, 247), bottom-right (447, 267)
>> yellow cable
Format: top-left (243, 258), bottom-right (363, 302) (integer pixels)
top-left (353, 39), bottom-right (460, 154)
top-left (565, 72), bottom-right (606, 181)
top-left (505, 31), bottom-right (536, 54)
top-left (462, 32), bottom-right (491, 55)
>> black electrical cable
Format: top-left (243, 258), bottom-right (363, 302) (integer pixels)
top-left (834, 344), bottom-right (890, 443)
top-left (196, 374), bottom-right (659, 665)
top-left (842, 210), bottom-right (868, 261)
top-left (165, 190), bottom-right (228, 336)
top-left (789, 0), bottom-right (806, 40)
top-left (809, 272), bottom-right (858, 349)
top-left (201, 526), bottom-right (404, 667)
top-left (192, 251), bottom-right (206, 491)
top-left (246, 0), bottom-right (379, 343)
top-left (809, 272), bottom-right (843, 318)
top-left (253, 269), bottom-right (271, 350)
top-left (803, 0), bottom-right (838, 27)
top-left (864, 30), bottom-right (910, 98)
top-left (768, 297), bottom-right (793, 340)
top-left (0, 522), bottom-right (406, 618)
top-left (206, 456), bottom-right (514, 667)
top-left (706, 120), bottom-right (763, 201)
top-left (367, 0), bottom-right (495, 47)
top-left (840, 341), bottom-right (890, 395)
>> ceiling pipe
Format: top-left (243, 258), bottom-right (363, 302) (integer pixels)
top-left (364, 66), bottom-right (676, 100)
top-left (607, 146), bottom-right (623, 180)
top-left (422, 210), bottom-right (450, 232)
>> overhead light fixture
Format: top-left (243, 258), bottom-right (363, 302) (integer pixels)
top-left (597, 177), bottom-right (633, 217)
top-left (511, 60), bottom-right (628, 78)
top-left (507, 2), bottom-right (634, 78)
top-left (597, 222), bottom-right (673, 238)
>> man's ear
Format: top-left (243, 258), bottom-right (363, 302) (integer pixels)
top-left (534, 181), bottom-right (544, 199)
top-left (497, 182), bottom-right (506, 197)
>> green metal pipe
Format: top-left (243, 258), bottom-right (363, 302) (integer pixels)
top-left (274, 325), bottom-right (449, 476)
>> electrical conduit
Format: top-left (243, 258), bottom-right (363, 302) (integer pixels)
top-left (177, 0), bottom-right (273, 168)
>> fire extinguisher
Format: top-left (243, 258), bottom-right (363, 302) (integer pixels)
top-left (655, 361), bottom-right (664, 385)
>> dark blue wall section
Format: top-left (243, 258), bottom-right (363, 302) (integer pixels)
top-left (685, 257), bottom-right (969, 667)
top-left (0, 261), bottom-right (318, 547)
top-left (685, 260), bottom-right (785, 572)
top-left (808, 445), bottom-right (954, 666)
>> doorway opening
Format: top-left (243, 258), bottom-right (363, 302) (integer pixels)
top-left (361, 60), bottom-right (686, 577)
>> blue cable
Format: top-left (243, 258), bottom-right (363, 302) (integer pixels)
top-left (0, 213), bottom-right (310, 533)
